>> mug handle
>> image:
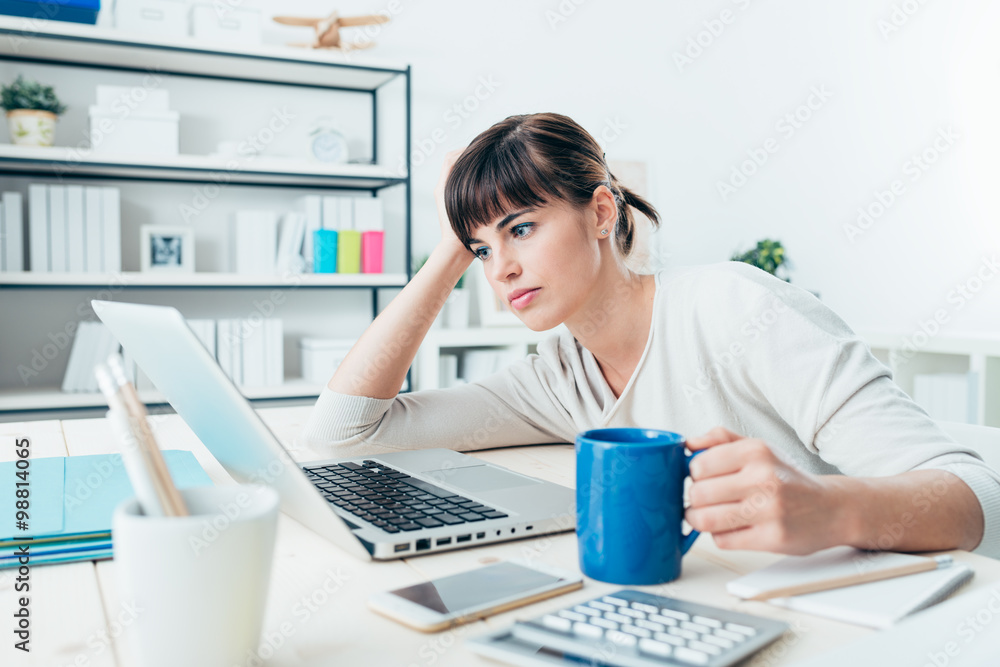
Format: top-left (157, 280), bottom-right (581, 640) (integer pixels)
top-left (680, 448), bottom-right (705, 555)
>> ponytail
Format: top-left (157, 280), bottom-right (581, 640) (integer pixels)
top-left (607, 172), bottom-right (660, 259)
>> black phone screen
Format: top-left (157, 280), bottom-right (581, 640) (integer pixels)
top-left (390, 562), bottom-right (567, 614)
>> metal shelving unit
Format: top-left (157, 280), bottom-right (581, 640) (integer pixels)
top-left (0, 17), bottom-right (412, 418)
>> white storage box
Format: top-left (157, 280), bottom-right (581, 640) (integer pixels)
top-left (95, 85), bottom-right (170, 115)
top-left (190, 3), bottom-right (262, 45)
top-left (89, 106), bottom-right (180, 156)
top-left (300, 338), bottom-right (356, 385)
top-left (115, 0), bottom-right (190, 38)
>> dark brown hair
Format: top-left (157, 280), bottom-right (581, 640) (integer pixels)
top-left (444, 112), bottom-right (660, 259)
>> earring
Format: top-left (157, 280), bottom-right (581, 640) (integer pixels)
top-left (601, 230), bottom-right (609, 236)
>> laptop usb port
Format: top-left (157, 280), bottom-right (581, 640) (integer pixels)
top-left (416, 538), bottom-right (432, 551)
top-left (476, 532), bottom-right (485, 539)
top-left (436, 537), bottom-right (452, 546)
top-left (394, 543), bottom-right (410, 553)
top-left (456, 535), bottom-right (471, 543)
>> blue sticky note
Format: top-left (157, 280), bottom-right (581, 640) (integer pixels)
top-left (1, 450), bottom-right (212, 542)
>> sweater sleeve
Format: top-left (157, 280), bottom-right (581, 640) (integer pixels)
top-left (723, 267), bottom-right (1000, 559)
top-left (297, 341), bottom-right (578, 458)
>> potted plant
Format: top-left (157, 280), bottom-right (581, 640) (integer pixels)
top-left (731, 238), bottom-right (791, 282)
top-left (1, 75), bottom-right (68, 147)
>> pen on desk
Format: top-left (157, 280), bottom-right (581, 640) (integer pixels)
top-left (95, 362), bottom-right (167, 517)
top-left (102, 354), bottom-right (189, 517)
top-left (746, 555), bottom-right (953, 601)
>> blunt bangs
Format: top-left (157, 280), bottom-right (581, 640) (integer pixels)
top-left (445, 122), bottom-right (569, 249)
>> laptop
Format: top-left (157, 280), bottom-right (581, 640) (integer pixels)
top-left (92, 300), bottom-right (575, 561)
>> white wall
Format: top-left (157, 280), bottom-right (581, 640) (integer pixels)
top-left (255, 0), bottom-right (999, 336)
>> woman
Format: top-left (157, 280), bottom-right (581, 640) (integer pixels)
top-left (301, 112), bottom-right (999, 558)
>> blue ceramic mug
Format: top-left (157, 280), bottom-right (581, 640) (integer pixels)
top-left (576, 428), bottom-right (702, 585)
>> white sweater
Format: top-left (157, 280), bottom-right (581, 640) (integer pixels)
top-left (300, 261), bottom-right (1000, 559)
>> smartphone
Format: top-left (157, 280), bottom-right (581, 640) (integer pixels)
top-left (368, 560), bottom-right (583, 632)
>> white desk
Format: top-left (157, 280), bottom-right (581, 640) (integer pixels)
top-left (3, 407), bottom-right (1000, 667)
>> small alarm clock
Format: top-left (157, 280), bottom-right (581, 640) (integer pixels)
top-left (309, 119), bottom-right (349, 164)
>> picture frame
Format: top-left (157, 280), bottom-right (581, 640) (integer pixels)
top-left (139, 225), bottom-right (195, 273)
top-left (473, 267), bottom-right (522, 327)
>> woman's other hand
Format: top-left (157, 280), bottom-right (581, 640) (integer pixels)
top-left (685, 427), bottom-right (848, 555)
top-left (435, 149), bottom-right (467, 251)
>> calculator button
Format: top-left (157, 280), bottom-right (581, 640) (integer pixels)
top-left (574, 605), bottom-right (601, 617)
top-left (714, 628), bottom-right (746, 642)
top-left (689, 640), bottom-right (723, 656)
top-left (541, 615), bottom-right (572, 633)
top-left (649, 613), bottom-right (679, 626)
top-left (621, 625), bottom-right (652, 638)
top-left (589, 601), bottom-right (615, 612)
top-left (638, 638), bottom-right (673, 658)
top-left (635, 619), bottom-right (666, 633)
top-left (590, 617), bottom-right (618, 631)
top-left (656, 608), bottom-right (690, 621)
top-left (693, 615), bottom-right (723, 628)
top-left (701, 634), bottom-right (735, 649)
top-left (604, 611), bottom-right (631, 624)
top-left (653, 632), bottom-right (685, 647)
top-left (573, 622), bottom-right (603, 639)
top-left (674, 646), bottom-right (710, 665)
top-left (681, 620), bottom-right (712, 634)
top-left (602, 595), bottom-right (629, 607)
top-left (558, 610), bottom-right (587, 623)
top-left (605, 630), bottom-right (638, 647)
top-left (632, 602), bottom-right (659, 614)
top-left (668, 627), bottom-right (699, 641)
top-left (725, 622), bottom-right (758, 636)
top-left (617, 607), bottom-right (645, 619)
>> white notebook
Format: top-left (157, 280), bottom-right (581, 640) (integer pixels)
top-left (726, 546), bottom-right (973, 629)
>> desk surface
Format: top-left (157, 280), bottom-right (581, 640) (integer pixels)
top-left (3, 407), bottom-right (1000, 667)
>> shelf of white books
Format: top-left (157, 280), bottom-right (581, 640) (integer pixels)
top-left (0, 16), bottom-right (408, 91)
top-left (0, 379), bottom-right (327, 412)
top-left (0, 272), bottom-right (408, 288)
top-left (0, 145), bottom-right (406, 188)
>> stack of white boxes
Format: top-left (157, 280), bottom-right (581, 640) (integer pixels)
top-left (300, 339), bottom-right (355, 385)
top-left (114, 0), bottom-right (263, 45)
top-left (89, 85), bottom-right (179, 157)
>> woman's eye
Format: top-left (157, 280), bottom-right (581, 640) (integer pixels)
top-left (474, 246), bottom-right (491, 260)
top-left (512, 223), bottom-right (533, 238)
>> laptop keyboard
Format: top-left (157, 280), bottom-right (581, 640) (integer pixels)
top-left (303, 460), bottom-right (509, 533)
top-left (509, 589), bottom-right (789, 667)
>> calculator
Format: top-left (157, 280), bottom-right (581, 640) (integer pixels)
top-left (467, 588), bottom-right (789, 666)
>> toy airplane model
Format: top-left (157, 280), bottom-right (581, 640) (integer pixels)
top-left (273, 11), bottom-right (390, 50)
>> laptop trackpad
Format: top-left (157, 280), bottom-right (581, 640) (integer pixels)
top-left (427, 465), bottom-right (541, 493)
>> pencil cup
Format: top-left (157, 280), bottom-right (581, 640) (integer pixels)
top-left (113, 484), bottom-right (280, 667)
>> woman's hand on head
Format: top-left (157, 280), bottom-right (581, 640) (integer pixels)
top-left (435, 149), bottom-right (468, 252)
top-left (684, 427), bottom-right (849, 556)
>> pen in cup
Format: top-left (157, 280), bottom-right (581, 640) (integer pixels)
top-left (95, 354), bottom-right (188, 517)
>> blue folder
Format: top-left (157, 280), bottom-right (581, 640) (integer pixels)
top-left (1, 450), bottom-right (212, 544)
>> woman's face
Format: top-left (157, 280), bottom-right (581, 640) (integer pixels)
top-left (468, 193), bottom-right (613, 332)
